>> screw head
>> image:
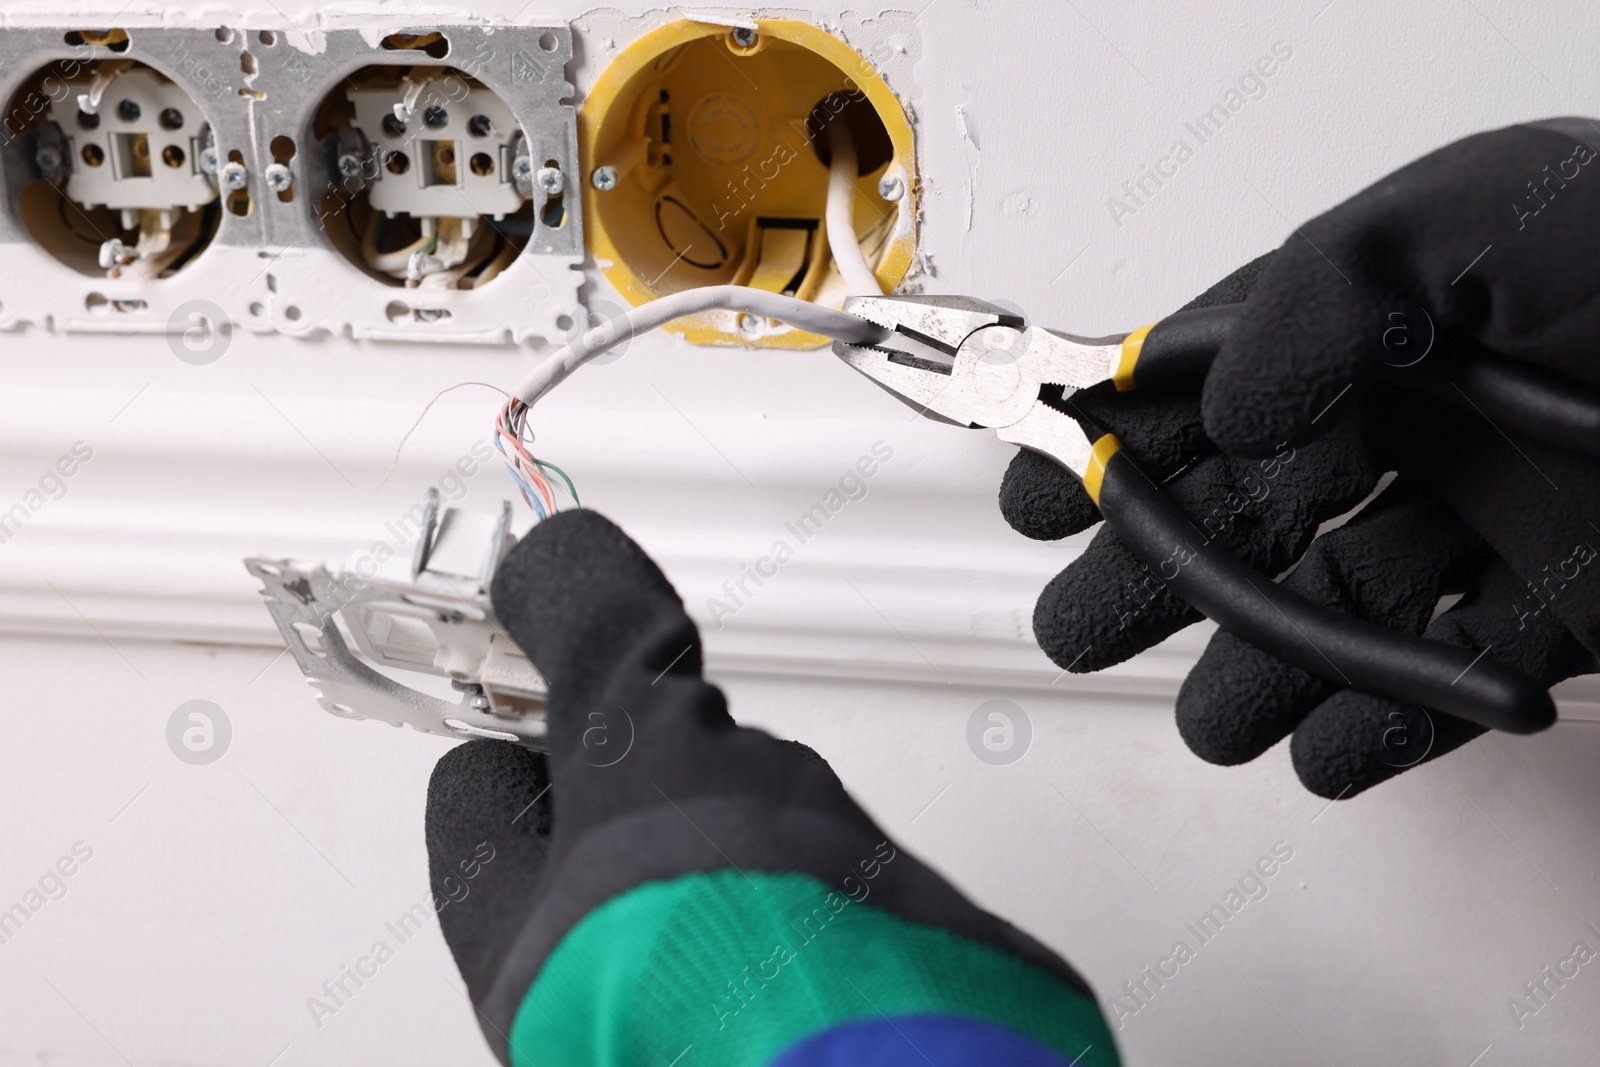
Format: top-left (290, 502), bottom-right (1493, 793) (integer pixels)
top-left (534, 166), bottom-right (565, 195)
top-left (470, 694), bottom-right (491, 711)
top-left (218, 160), bottom-right (248, 191)
top-left (591, 165), bottom-right (618, 191)
top-left (878, 174), bottom-right (906, 201)
top-left (731, 26), bottom-right (758, 47)
top-left (511, 156), bottom-right (534, 183)
top-left (199, 147), bottom-right (220, 174)
top-left (34, 146), bottom-right (61, 172)
top-left (337, 153), bottom-right (363, 178)
top-left (263, 163), bottom-right (293, 192)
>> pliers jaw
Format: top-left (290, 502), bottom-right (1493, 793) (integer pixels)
top-left (832, 293), bottom-right (1123, 463)
top-left (831, 340), bottom-right (971, 427)
top-left (841, 294), bottom-right (1025, 352)
top-left (833, 294), bottom-right (1032, 429)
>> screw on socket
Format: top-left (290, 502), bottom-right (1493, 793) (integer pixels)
top-left (263, 163), bottom-right (294, 192)
top-left (535, 166), bottom-right (565, 195)
top-left (878, 174), bottom-right (906, 201)
top-left (731, 26), bottom-right (758, 47)
top-left (219, 161), bottom-right (248, 191)
top-left (591, 165), bottom-right (618, 191)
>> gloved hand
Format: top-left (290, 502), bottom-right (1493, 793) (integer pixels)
top-left (1001, 119), bottom-right (1600, 798)
top-left (426, 509), bottom-right (1119, 1066)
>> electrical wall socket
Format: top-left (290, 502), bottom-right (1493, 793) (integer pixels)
top-left (0, 24), bottom-right (583, 344)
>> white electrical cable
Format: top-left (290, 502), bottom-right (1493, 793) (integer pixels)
top-left (826, 134), bottom-right (885, 296)
top-left (499, 130), bottom-right (898, 517)
top-left (509, 286), bottom-right (891, 406)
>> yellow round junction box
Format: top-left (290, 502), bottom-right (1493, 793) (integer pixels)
top-left (581, 18), bottom-right (918, 348)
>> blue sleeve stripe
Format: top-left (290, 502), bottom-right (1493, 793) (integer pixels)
top-left (767, 1013), bottom-right (1090, 1067)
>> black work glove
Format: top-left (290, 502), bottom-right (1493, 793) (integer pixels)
top-left (1002, 120), bottom-right (1600, 798)
top-left (426, 510), bottom-right (1119, 1066)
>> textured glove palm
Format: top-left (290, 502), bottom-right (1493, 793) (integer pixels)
top-left (426, 509), bottom-right (1119, 1066)
top-left (1001, 120), bottom-right (1600, 798)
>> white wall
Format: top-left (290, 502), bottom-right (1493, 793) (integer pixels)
top-left (3, 1), bottom-right (1600, 1064)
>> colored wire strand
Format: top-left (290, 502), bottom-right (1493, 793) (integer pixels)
top-left (495, 400), bottom-right (562, 518)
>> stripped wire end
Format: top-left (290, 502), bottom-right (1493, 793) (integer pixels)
top-left (495, 397), bottom-right (580, 520)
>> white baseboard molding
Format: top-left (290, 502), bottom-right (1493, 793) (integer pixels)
top-left (0, 381), bottom-right (1595, 715)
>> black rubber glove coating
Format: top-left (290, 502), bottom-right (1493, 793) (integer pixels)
top-left (1376, 391), bottom-right (1600, 656)
top-left (1289, 558), bottom-right (1595, 798)
top-left (1002, 251), bottom-right (1379, 676)
top-left (427, 742), bottom-right (552, 1009)
top-left (1176, 487), bottom-right (1487, 767)
top-left (1205, 118), bottom-right (1600, 457)
top-left (1194, 120), bottom-right (1600, 658)
top-left (999, 251), bottom-right (1274, 543)
top-left (999, 121), bottom-right (1600, 797)
top-left (1381, 342), bottom-right (1600, 458)
top-left (1178, 123), bottom-right (1600, 795)
top-left (1096, 449), bottom-right (1554, 734)
top-left (428, 510), bottom-right (1095, 1059)
top-left (1134, 304), bottom-right (1238, 390)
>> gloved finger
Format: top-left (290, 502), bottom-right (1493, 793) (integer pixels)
top-left (1175, 487), bottom-right (1486, 766)
top-left (488, 510), bottom-right (864, 847)
top-left (489, 508), bottom-right (731, 733)
top-left (426, 739), bottom-right (554, 1006)
top-left (1291, 558), bottom-right (1598, 799)
top-left (999, 449), bottom-right (1098, 541)
top-left (1203, 122), bottom-right (1600, 457)
top-left (1032, 512), bottom-right (1199, 673)
top-left (1201, 223), bottom-right (1376, 457)
top-left (999, 252), bottom-right (1278, 543)
top-left (1032, 409), bottom-right (1376, 672)
top-left (998, 390), bottom-right (1209, 541)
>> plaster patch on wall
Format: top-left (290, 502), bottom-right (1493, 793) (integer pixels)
top-left (1003, 191), bottom-right (1039, 217)
top-left (679, 9), bottom-right (760, 30)
top-left (954, 103), bottom-right (978, 232)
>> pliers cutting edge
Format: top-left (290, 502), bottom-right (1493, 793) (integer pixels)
top-left (834, 294), bottom-right (1580, 735)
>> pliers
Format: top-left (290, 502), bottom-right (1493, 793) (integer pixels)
top-left (833, 295), bottom-right (1591, 735)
